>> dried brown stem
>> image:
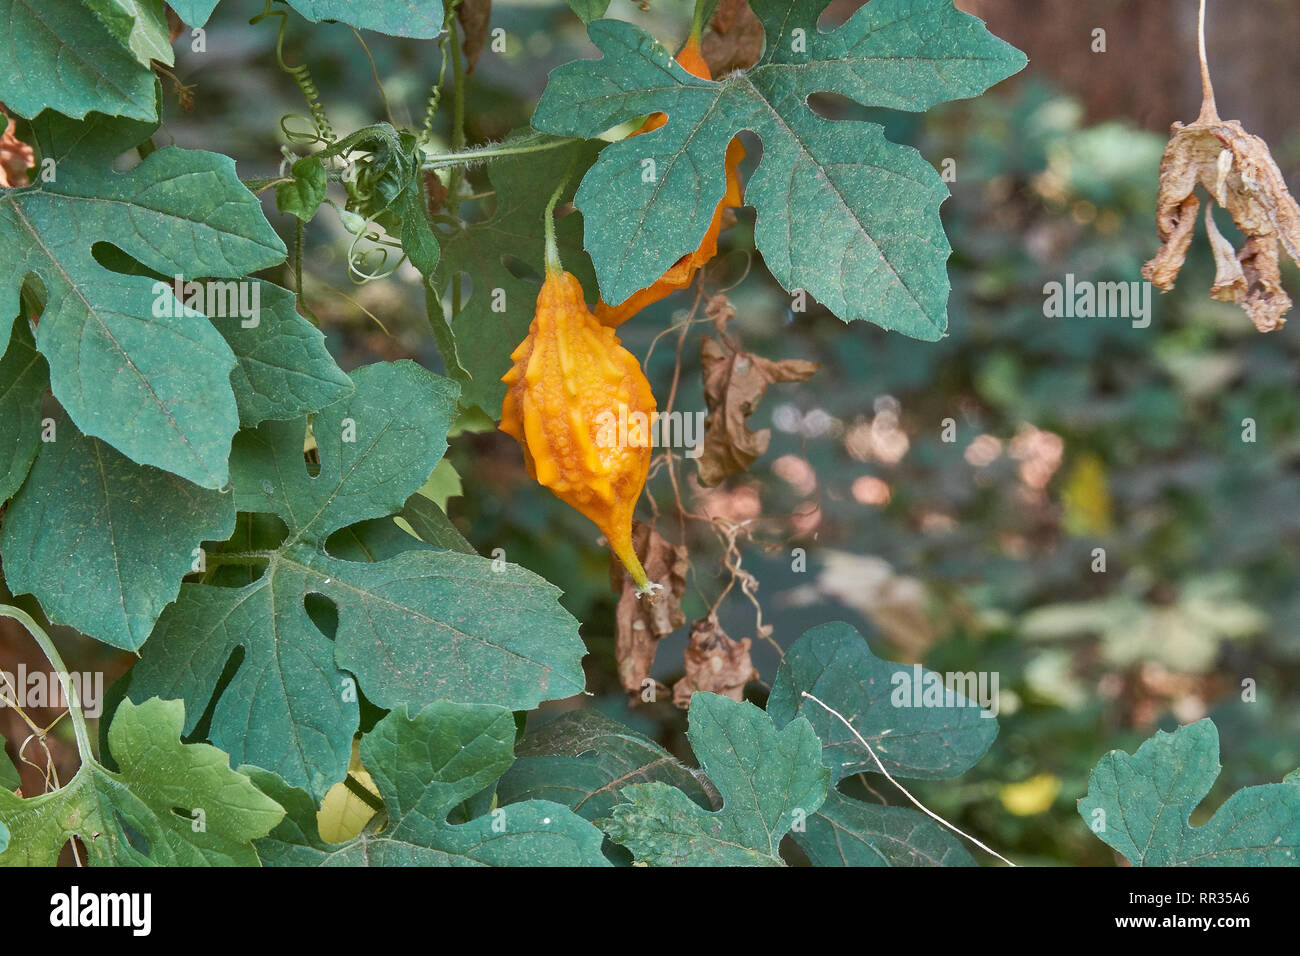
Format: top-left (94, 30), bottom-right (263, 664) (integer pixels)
top-left (1196, 0), bottom-right (1219, 124)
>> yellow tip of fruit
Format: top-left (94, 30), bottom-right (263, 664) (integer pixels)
top-left (610, 537), bottom-right (653, 593)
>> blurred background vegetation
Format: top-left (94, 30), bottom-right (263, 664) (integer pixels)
top-left (3, 0), bottom-right (1298, 866)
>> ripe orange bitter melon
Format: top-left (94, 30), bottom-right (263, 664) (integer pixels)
top-left (501, 268), bottom-right (658, 591)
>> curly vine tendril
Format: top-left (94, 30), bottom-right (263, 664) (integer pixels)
top-left (251, 1), bottom-right (335, 147)
top-left (422, 0), bottom-right (465, 144)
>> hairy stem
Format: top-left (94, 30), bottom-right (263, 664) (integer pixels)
top-left (543, 179), bottom-right (567, 274)
top-left (421, 136), bottom-right (574, 170)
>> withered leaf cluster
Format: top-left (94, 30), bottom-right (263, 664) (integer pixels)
top-left (609, 523), bottom-right (760, 708)
top-left (672, 616), bottom-right (758, 707)
top-left (698, 332), bottom-right (819, 486)
top-left (611, 522), bottom-right (688, 696)
top-left (1143, 35), bottom-right (1300, 332)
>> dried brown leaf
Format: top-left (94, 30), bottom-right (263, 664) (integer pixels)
top-left (1141, 16), bottom-right (1300, 333)
top-left (611, 522), bottom-right (688, 696)
top-left (704, 293), bottom-right (735, 336)
top-left (698, 336), bottom-right (818, 486)
top-left (456, 0), bottom-right (492, 73)
top-left (701, 0), bottom-right (764, 76)
top-left (672, 617), bottom-right (758, 708)
top-left (1204, 205), bottom-right (1245, 302)
top-left (424, 170), bottom-right (449, 217)
top-left (1143, 194), bottom-right (1199, 291)
top-left (1235, 234), bottom-right (1292, 332)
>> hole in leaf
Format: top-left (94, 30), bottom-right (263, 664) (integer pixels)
top-left (19, 274), bottom-right (48, 323)
top-left (115, 813), bottom-right (150, 856)
top-left (779, 832), bottom-right (811, 866)
top-left (324, 517), bottom-right (418, 563)
top-left (303, 592), bottom-right (338, 641)
top-left (816, 5), bottom-right (855, 30)
top-left (112, 146), bottom-right (145, 173)
top-left (804, 90), bottom-right (875, 123)
top-left (440, 271), bottom-right (474, 317)
top-left (90, 241), bottom-right (168, 280)
top-left (185, 644), bottom-right (245, 744)
top-left (201, 513), bottom-right (290, 589)
top-left (501, 255), bottom-right (541, 283)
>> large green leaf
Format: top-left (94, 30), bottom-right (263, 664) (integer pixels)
top-left (73, 250), bottom-right (351, 428)
top-left (127, 562), bottom-right (359, 799)
top-left (225, 363), bottom-right (457, 541)
top-left (432, 134), bottom-right (601, 415)
top-left (767, 621), bottom-right (997, 781)
top-left (0, 319), bottom-right (48, 505)
top-left (498, 709), bottom-right (714, 821)
top-left (0, 111), bottom-right (287, 487)
top-left (251, 702), bottom-right (610, 866)
top-left (0, 0), bottom-right (158, 120)
top-left (83, 0), bottom-right (175, 68)
top-left (131, 361), bottom-right (587, 798)
top-left (797, 789), bottom-right (975, 866)
top-left (0, 415), bottom-right (236, 651)
top-left (532, 0), bottom-right (1025, 336)
top-left (602, 693), bottom-right (829, 866)
top-left (0, 698), bottom-right (284, 866)
top-left (215, 280), bottom-right (353, 427)
top-left (767, 621), bottom-right (996, 867)
top-left (1079, 719), bottom-right (1300, 866)
top-left (283, 0), bottom-right (447, 38)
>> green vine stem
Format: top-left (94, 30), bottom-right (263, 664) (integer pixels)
top-left (691, 0), bottom-right (709, 41)
top-left (251, 1), bottom-right (336, 145)
top-left (294, 219), bottom-right (306, 298)
top-left (446, 0), bottom-right (469, 211)
top-left (0, 605), bottom-right (94, 764)
top-left (543, 178), bottom-right (567, 275)
top-left (446, 0), bottom-right (468, 318)
top-left (421, 135), bottom-right (574, 170)
top-left (421, 1), bottom-right (461, 143)
top-left (247, 137), bottom-right (574, 196)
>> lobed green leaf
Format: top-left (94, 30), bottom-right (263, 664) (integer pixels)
top-left (251, 702), bottom-right (610, 866)
top-left (532, 0), bottom-right (1025, 335)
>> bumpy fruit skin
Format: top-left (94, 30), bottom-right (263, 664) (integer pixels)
top-left (593, 37), bottom-right (747, 327)
top-left (501, 269), bottom-right (657, 589)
